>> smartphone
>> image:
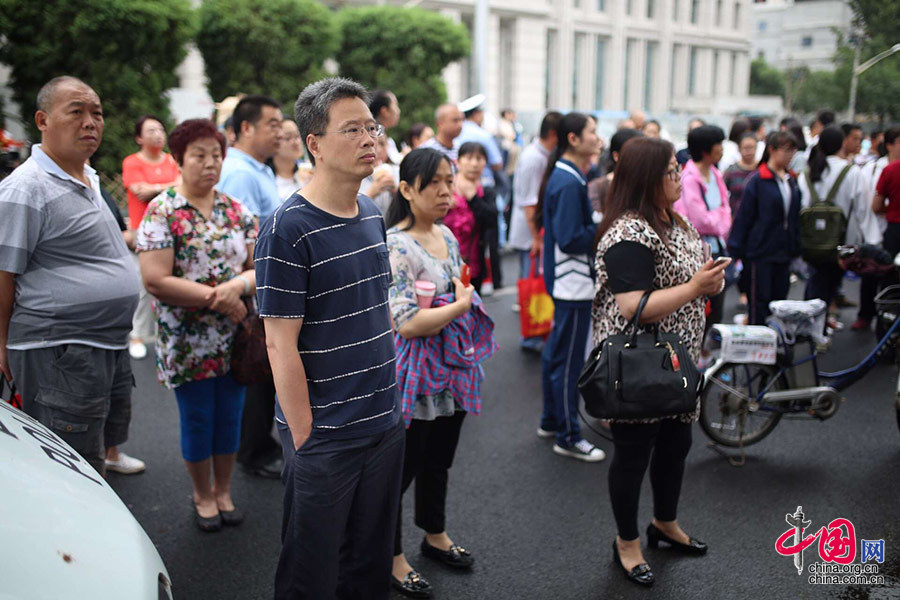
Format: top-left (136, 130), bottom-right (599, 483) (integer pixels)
top-left (712, 256), bottom-right (732, 268)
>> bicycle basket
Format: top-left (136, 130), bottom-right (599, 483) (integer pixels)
top-left (874, 284), bottom-right (900, 310)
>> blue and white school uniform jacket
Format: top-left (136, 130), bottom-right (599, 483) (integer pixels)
top-left (541, 158), bottom-right (597, 302)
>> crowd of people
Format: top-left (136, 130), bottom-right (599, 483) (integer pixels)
top-left (0, 71), bottom-right (897, 598)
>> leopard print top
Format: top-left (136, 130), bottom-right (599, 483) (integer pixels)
top-left (592, 212), bottom-right (706, 424)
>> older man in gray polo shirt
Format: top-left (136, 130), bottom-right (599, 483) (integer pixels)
top-left (0, 76), bottom-right (140, 474)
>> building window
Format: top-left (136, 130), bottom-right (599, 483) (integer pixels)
top-left (688, 46), bottom-right (697, 95)
top-left (624, 39), bottom-right (633, 109)
top-left (499, 19), bottom-right (514, 108)
top-left (690, 0), bottom-right (699, 23)
top-left (801, 36), bottom-right (813, 47)
top-left (758, 21), bottom-right (767, 31)
top-left (715, 0), bottom-right (722, 25)
top-left (644, 41), bottom-right (657, 110)
top-left (595, 37), bottom-right (607, 109)
top-left (670, 44), bottom-right (679, 103)
top-left (730, 50), bottom-right (737, 94)
top-left (673, 0), bottom-right (680, 20)
top-left (712, 50), bottom-right (719, 95)
top-left (626, 0), bottom-right (633, 15)
top-left (647, 0), bottom-right (655, 18)
top-left (574, 0), bottom-right (581, 9)
top-left (597, 0), bottom-right (605, 10)
top-left (733, 2), bottom-right (740, 28)
top-left (545, 29), bottom-right (558, 109)
top-left (573, 33), bottom-right (585, 108)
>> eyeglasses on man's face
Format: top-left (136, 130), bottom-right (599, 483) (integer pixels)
top-left (315, 123), bottom-right (385, 141)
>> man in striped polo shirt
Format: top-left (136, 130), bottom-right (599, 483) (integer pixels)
top-left (256, 78), bottom-right (404, 599)
top-left (0, 76), bottom-right (140, 475)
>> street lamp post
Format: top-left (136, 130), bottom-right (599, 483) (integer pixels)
top-left (848, 42), bottom-right (900, 122)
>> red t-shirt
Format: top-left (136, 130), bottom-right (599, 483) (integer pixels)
top-left (876, 160), bottom-right (900, 224)
top-left (122, 152), bottom-right (180, 229)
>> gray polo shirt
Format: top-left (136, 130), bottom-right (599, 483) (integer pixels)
top-left (0, 145), bottom-right (140, 350)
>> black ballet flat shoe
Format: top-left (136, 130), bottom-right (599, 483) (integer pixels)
top-left (220, 507), bottom-right (245, 527)
top-left (420, 539), bottom-right (475, 569)
top-left (391, 570), bottom-right (433, 598)
top-left (612, 540), bottom-right (654, 586)
top-left (193, 506), bottom-right (223, 532)
top-left (646, 523), bottom-right (708, 555)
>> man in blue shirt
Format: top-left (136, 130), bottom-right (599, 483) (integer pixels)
top-left (257, 77), bottom-right (404, 599)
top-left (218, 95), bottom-right (285, 479)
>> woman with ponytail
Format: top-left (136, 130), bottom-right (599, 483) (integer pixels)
top-left (728, 131), bottom-right (802, 324)
top-left (799, 127), bottom-right (867, 327)
top-left (533, 112), bottom-right (606, 462)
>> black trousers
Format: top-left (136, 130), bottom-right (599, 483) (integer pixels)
top-left (859, 274), bottom-right (880, 321)
top-left (747, 261), bottom-right (791, 325)
top-left (237, 378), bottom-right (280, 467)
top-left (805, 262), bottom-right (845, 309)
top-left (275, 419), bottom-right (405, 600)
top-left (705, 290), bottom-right (725, 335)
top-left (608, 419), bottom-right (693, 541)
top-left (394, 411), bottom-right (466, 556)
top-left (884, 222), bottom-right (900, 257)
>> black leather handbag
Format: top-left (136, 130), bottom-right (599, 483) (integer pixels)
top-left (578, 290), bottom-right (702, 420)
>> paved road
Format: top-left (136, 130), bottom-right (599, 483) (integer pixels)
top-left (111, 257), bottom-right (900, 600)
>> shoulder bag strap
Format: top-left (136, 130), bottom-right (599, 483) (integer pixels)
top-left (628, 290), bottom-right (654, 345)
top-left (824, 164), bottom-right (853, 205)
top-left (803, 171), bottom-right (820, 205)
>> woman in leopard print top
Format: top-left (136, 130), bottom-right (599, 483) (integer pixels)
top-left (592, 137), bottom-right (727, 586)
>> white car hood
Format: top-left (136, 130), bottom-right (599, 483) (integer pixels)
top-left (0, 401), bottom-right (171, 600)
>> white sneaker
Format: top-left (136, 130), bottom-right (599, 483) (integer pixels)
top-left (105, 452), bottom-right (146, 474)
top-left (553, 439), bottom-right (606, 462)
top-left (511, 303), bottom-right (520, 313)
top-left (536, 427), bottom-right (555, 439)
top-left (129, 340), bottom-right (147, 360)
top-left (481, 281), bottom-right (494, 296)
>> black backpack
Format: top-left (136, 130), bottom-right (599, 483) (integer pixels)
top-left (800, 165), bottom-right (851, 265)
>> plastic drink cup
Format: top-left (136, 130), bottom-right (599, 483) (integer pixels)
top-left (415, 280), bottom-right (436, 308)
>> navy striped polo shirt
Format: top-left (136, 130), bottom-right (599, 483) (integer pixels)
top-left (255, 193), bottom-right (400, 439)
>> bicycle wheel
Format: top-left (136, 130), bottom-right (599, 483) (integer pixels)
top-left (699, 362), bottom-right (786, 447)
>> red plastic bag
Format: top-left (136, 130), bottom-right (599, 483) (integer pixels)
top-left (1, 374), bottom-right (21, 410)
top-left (518, 258), bottom-right (554, 338)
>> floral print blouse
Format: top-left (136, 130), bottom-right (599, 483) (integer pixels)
top-left (136, 188), bottom-right (258, 389)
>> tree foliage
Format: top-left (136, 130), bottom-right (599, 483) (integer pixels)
top-left (749, 57), bottom-right (785, 97)
top-left (838, 0), bottom-right (900, 120)
top-left (0, 0), bottom-right (195, 176)
top-left (336, 6), bottom-right (469, 143)
top-left (786, 68), bottom-right (846, 114)
top-left (196, 0), bottom-right (339, 108)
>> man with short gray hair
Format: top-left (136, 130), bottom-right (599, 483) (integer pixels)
top-left (256, 77), bottom-right (404, 599)
top-left (0, 76), bottom-right (140, 475)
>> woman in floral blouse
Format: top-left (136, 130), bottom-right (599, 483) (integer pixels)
top-left (137, 119), bottom-right (257, 532)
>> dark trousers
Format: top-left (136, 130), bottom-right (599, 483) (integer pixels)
top-left (608, 419), bottom-right (693, 541)
top-left (237, 378), bottom-right (280, 467)
top-left (9, 345), bottom-right (132, 474)
top-left (541, 300), bottom-right (592, 446)
top-left (275, 419), bottom-right (405, 600)
top-left (884, 222), bottom-right (900, 257)
top-left (705, 290), bottom-right (725, 335)
top-left (805, 262), bottom-right (845, 309)
top-left (747, 261), bottom-right (791, 325)
top-left (859, 274), bottom-right (880, 321)
top-left (394, 411), bottom-right (466, 556)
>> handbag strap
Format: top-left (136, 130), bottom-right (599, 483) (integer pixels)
top-left (628, 290), bottom-right (655, 346)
